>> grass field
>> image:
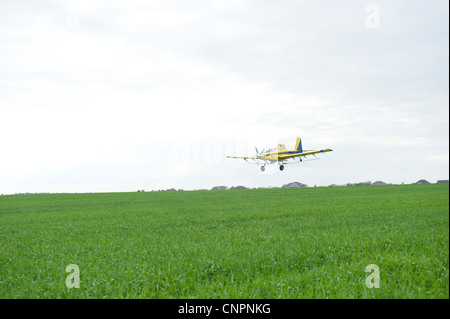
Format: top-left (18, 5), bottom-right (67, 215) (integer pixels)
top-left (0, 184), bottom-right (448, 298)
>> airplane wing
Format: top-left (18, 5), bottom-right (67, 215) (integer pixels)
top-left (278, 148), bottom-right (333, 161)
top-left (226, 155), bottom-right (259, 161)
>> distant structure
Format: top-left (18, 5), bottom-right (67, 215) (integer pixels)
top-left (230, 186), bottom-right (247, 190)
top-left (371, 181), bottom-right (387, 186)
top-left (436, 180), bottom-right (449, 184)
top-left (414, 179), bottom-right (430, 184)
top-left (211, 186), bottom-right (228, 190)
top-left (282, 181), bottom-right (308, 188)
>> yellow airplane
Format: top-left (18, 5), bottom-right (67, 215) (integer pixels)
top-left (227, 137), bottom-right (332, 172)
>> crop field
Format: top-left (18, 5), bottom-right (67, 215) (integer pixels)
top-left (0, 184), bottom-right (448, 298)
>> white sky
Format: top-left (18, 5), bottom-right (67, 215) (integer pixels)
top-left (0, 0), bottom-right (448, 194)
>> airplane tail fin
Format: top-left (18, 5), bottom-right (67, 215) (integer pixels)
top-left (295, 137), bottom-right (303, 152)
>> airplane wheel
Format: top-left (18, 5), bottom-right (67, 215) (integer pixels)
top-left (279, 165), bottom-right (284, 171)
top-left (260, 166), bottom-right (265, 172)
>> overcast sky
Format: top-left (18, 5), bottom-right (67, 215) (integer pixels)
top-left (0, 0), bottom-right (448, 194)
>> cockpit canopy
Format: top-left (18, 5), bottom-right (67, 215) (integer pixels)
top-left (266, 144), bottom-right (287, 153)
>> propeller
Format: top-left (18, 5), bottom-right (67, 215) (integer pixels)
top-left (255, 147), bottom-right (266, 158)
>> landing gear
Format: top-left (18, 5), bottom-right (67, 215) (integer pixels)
top-left (260, 166), bottom-right (265, 172)
top-left (279, 164), bottom-right (284, 171)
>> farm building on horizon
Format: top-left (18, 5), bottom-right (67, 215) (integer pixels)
top-left (230, 186), bottom-right (248, 189)
top-left (414, 179), bottom-right (430, 184)
top-left (282, 182), bottom-right (308, 188)
top-left (371, 181), bottom-right (387, 186)
top-left (211, 186), bottom-right (228, 190)
top-left (436, 180), bottom-right (449, 183)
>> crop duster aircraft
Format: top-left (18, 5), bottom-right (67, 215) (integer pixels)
top-left (227, 137), bottom-right (332, 171)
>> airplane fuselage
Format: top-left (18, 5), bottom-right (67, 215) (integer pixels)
top-left (259, 149), bottom-right (302, 162)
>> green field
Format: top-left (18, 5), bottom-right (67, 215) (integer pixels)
top-left (0, 184), bottom-right (448, 298)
